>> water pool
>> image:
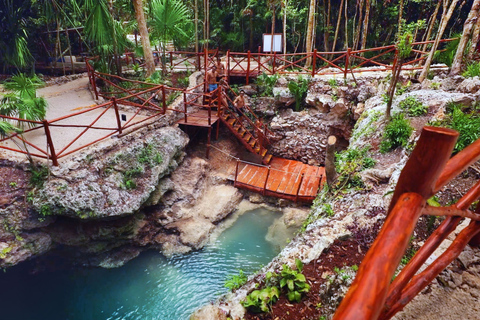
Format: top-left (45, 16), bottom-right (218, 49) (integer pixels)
top-left (0, 208), bottom-right (286, 320)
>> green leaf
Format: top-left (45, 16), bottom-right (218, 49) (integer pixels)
top-left (295, 258), bottom-right (303, 272)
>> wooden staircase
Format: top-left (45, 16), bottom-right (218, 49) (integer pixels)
top-left (219, 109), bottom-right (273, 165)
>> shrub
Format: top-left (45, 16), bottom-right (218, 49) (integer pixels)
top-left (255, 73), bottom-right (279, 96)
top-left (399, 96), bottom-right (428, 116)
top-left (288, 76), bottom-right (310, 111)
top-left (242, 286), bottom-right (280, 313)
top-left (279, 259), bottom-right (311, 302)
top-left (462, 61), bottom-right (480, 78)
top-left (380, 113), bottom-right (413, 153)
top-left (448, 107), bottom-right (480, 153)
top-left (225, 270), bottom-right (248, 290)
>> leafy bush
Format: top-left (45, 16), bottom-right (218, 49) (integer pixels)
top-left (334, 146), bottom-right (375, 189)
top-left (380, 113), bottom-right (413, 153)
top-left (279, 259), bottom-right (311, 302)
top-left (242, 286), bottom-right (280, 313)
top-left (255, 73), bottom-right (278, 96)
top-left (448, 107), bottom-right (480, 153)
top-left (224, 270), bottom-right (248, 290)
top-left (288, 76), bottom-right (310, 111)
top-left (463, 61), bottom-right (480, 78)
top-left (399, 96), bottom-right (428, 116)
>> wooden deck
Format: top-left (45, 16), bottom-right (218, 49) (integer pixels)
top-left (234, 157), bottom-right (325, 203)
top-left (177, 109), bottom-right (219, 127)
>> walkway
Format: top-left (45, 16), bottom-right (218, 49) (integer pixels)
top-left (234, 157), bottom-right (325, 203)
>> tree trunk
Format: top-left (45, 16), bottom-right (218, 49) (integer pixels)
top-left (398, 0), bottom-right (405, 33)
top-left (344, 0), bottom-right (348, 49)
top-left (305, 0), bottom-right (316, 67)
top-left (419, 0), bottom-right (460, 82)
top-left (133, 0), bottom-right (155, 77)
top-left (468, 11), bottom-right (480, 60)
top-left (325, 135), bottom-right (338, 187)
top-left (360, 0), bottom-right (371, 52)
top-left (353, 0), bottom-right (364, 50)
top-left (331, 0), bottom-right (345, 52)
top-left (270, 5), bottom-right (276, 53)
top-left (324, 0), bottom-right (331, 52)
top-left (418, 0), bottom-right (441, 67)
top-left (283, 0), bottom-right (287, 54)
top-left (450, 0), bottom-right (480, 75)
top-left (195, 0), bottom-right (199, 54)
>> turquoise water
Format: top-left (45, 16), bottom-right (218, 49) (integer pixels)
top-left (0, 208), bottom-right (283, 320)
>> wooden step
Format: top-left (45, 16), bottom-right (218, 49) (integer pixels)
top-left (243, 133), bottom-right (252, 142)
top-left (237, 127), bottom-right (246, 136)
top-left (263, 154), bottom-right (273, 164)
top-left (260, 148), bottom-right (268, 157)
top-left (227, 118), bottom-right (236, 126)
top-left (249, 139), bottom-right (257, 148)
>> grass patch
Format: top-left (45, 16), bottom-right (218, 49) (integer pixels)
top-left (399, 96), bottom-right (428, 116)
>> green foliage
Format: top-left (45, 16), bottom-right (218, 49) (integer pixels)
top-left (433, 35), bottom-right (460, 67)
top-left (463, 61), bottom-right (480, 78)
top-left (146, 71), bottom-right (165, 84)
top-left (122, 165), bottom-right (143, 190)
top-left (448, 107), bottom-right (480, 153)
top-left (328, 78), bottom-right (339, 88)
top-left (137, 143), bottom-right (163, 166)
top-left (380, 114), bottom-right (413, 153)
top-left (242, 286), bottom-right (280, 313)
top-left (0, 246), bottom-right (12, 259)
top-left (279, 259), bottom-right (311, 302)
top-left (29, 164), bottom-right (49, 188)
top-left (224, 269), bottom-right (248, 290)
top-left (320, 203), bottom-right (334, 217)
top-left (399, 96), bottom-right (428, 116)
top-left (334, 146), bottom-right (374, 189)
top-left (288, 76), bottom-right (310, 111)
top-left (395, 81), bottom-right (411, 96)
top-left (256, 73), bottom-right (278, 96)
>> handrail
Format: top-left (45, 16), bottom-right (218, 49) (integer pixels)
top-left (333, 126), bottom-right (480, 320)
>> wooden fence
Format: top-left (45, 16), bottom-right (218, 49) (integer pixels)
top-left (333, 126), bottom-right (480, 320)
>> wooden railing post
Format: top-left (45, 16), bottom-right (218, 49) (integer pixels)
top-left (258, 46), bottom-right (262, 74)
top-left (312, 49), bottom-right (317, 76)
top-left (263, 166), bottom-right (271, 196)
top-left (170, 51), bottom-right (173, 69)
top-left (111, 98), bottom-right (122, 134)
top-left (43, 120), bottom-right (58, 166)
top-left (226, 50), bottom-right (231, 83)
top-left (234, 160), bottom-right (239, 187)
top-left (344, 48), bottom-right (351, 79)
top-left (272, 52), bottom-right (276, 74)
top-left (183, 91), bottom-right (188, 123)
top-left (162, 86), bottom-right (167, 114)
top-left (246, 50), bottom-right (251, 85)
top-left (208, 94), bottom-right (212, 126)
top-left (90, 65), bottom-right (99, 100)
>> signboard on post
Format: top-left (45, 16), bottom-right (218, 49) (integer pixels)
top-left (263, 34), bottom-right (282, 52)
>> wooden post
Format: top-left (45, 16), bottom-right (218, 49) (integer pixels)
top-left (312, 49), bottom-right (317, 76)
top-left (258, 46), bottom-right (262, 74)
top-left (295, 173), bottom-right (305, 203)
top-left (91, 67), bottom-right (99, 100)
top-left (263, 166), bottom-right (271, 196)
top-left (234, 160), bottom-right (239, 187)
top-left (246, 50), bottom-right (251, 85)
top-left (216, 119), bottom-right (220, 140)
top-left (226, 50), bottom-right (231, 83)
top-left (170, 51), bottom-right (173, 69)
top-left (162, 86), bottom-right (167, 114)
top-left (325, 135), bottom-right (337, 187)
top-left (43, 120), bottom-right (58, 166)
top-left (208, 97), bottom-right (212, 126)
top-left (196, 52), bottom-right (201, 70)
top-left (111, 98), bottom-right (122, 134)
top-left (272, 52), bottom-right (276, 74)
top-left (183, 91), bottom-right (188, 123)
top-left (206, 126), bottom-right (212, 159)
top-left (344, 48), bottom-right (351, 79)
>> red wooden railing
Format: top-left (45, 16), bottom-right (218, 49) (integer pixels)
top-left (332, 126), bottom-right (480, 320)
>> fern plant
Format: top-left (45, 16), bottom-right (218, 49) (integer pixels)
top-left (288, 76), bottom-right (310, 111)
top-left (380, 113), bottom-right (413, 153)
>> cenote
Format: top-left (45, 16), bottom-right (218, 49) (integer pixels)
top-left (0, 207), bottom-right (293, 320)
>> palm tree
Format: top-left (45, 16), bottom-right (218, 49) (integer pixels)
top-left (1, 73), bottom-right (48, 127)
top-left (150, 0), bottom-right (192, 74)
top-left (0, 0), bottom-right (32, 71)
top-left (133, 0), bottom-right (156, 77)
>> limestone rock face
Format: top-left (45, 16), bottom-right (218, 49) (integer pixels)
top-left (33, 126), bottom-right (189, 219)
top-left (457, 76), bottom-right (480, 94)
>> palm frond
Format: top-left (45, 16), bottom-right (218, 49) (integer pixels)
top-left (0, 121), bottom-right (22, 137)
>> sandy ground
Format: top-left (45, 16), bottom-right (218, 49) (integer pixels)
top-left (0, 75), bottom-right (145, 163)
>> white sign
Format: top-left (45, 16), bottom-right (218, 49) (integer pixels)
top-left (263, 34), bottom-right (282, 52)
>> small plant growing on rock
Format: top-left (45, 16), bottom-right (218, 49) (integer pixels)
top-left (380, 113), bottom-right (413, 153)
top-left (462, 61), bottom-right (480, 78)
top-left (399, 96), bottom-right (428, 116)
top-left (279, 258), bottom-right (311, 302)
top-left (224, 269), bottom-right (248, 290)
top-left (334, 146), bottom-right (374, 190)
top-left (288, 75), bottom-right (310, 111)
top-left (448, 107), bottom-right (480, 153)
top-left (255, 72), bottom-right (279, 96)
top-left (242, 286), bottom-right (280, 313)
